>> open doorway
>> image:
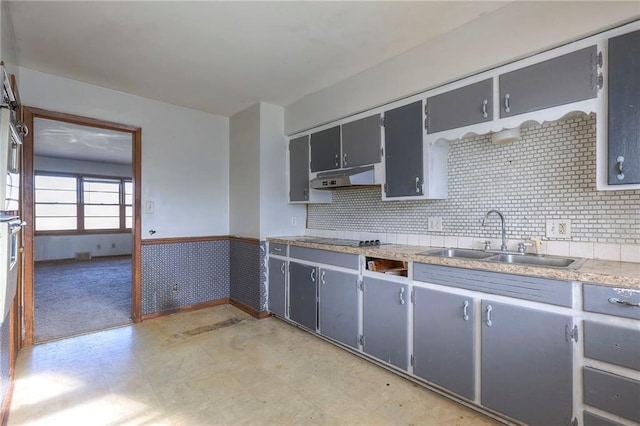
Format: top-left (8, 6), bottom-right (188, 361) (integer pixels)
top-left (22, 108), bottom-right (142, 345)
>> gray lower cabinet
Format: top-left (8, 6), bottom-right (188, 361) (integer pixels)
top-left (310, 126), bottom-right (341, 172)
top-left (362, 277), bottom-right (409, 370)
top-left (319, 268), bottom-right (359, 349)
top-left (289, 136), bottom-right (309, 202)
top-left (288, 261), bottom-right (318, 331)
top-left (608, 29), bottom-right (640, 185)
top-left (426, 79), bottom-right (493, 133)
top-left (341, 114), bottom-right (382, 167)
top-left (383, 100), bottom-right (424, 198)
top-left (268, 257), bottom-right (287, 317)
top-left (413, 287), bottom-right (475, 400)
top-left (499, 45), bottom-right (598, 118)
top-left (481, 300), bottom-right (574, 426)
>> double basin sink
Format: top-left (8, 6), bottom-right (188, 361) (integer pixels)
top-left (420, 248), bottom-right (585, 269)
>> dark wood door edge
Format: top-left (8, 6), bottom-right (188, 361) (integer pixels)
top-left (141, 298), bottom-right (229, 321)
top-left (229, 299), bottom-right (269, 319)
top-left (22, 107), bottom-right (143, 343)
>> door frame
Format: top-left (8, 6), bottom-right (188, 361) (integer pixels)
top-left (22, 107), bottom-right (142, 346)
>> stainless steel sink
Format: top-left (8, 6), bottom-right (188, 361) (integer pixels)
top-left (486, 253), bottom-right (585, 269)
top-left (419, 248), bottom-right (495, 260)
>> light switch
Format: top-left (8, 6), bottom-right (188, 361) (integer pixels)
top-left (145, 201), bottom-right (155, 214)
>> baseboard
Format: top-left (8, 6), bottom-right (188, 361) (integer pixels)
top-left (141, 298), bottom-right (229, 321)
top-left (1, 380), bottom-right (14, 426)
top-left (229, 298), bottom-right (269, 319)
top-left (35, 254), bottom-right (132, 265)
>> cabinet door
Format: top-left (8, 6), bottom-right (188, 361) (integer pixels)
top-left (608, 29), bottom-right (640, 184)
top-left (481, 300), bottom-right (573, 426)
top-left (319, 268), bottom-right (359, 349)
top-left (289, 262), bottom-right (317, 331)
top-left (413, 287), bottom-right (475, 400)
top-left (341, 114), bottom-right (382, 167)
top-left (362, 277), bottom-right (409, 370)
top-left (384, 101), bottom-right (424, 198)
top-left (310, 126), bottom-right (341, 172)
top-left (268, 258), bottom-right (286, 317)
top-left (499, 45), bottom-right (598, 118)
top-left (289, 136), bottom-right (309, 202)
top-left (426, 79), bottom-right (493, 133)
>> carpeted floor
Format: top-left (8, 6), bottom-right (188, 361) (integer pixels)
top-left (34, 257), bottom-right (132, 342)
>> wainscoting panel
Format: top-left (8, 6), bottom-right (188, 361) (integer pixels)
top-left (229, 239), bottom-right (262, 313)
top-left (141, 240), bottom-right (230, 315)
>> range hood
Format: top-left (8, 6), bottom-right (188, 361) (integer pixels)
top-left (310, 165), bottom-right (377, 190)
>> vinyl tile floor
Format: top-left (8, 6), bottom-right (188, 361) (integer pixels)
top-left (9, 305), bottom-right (500, 425)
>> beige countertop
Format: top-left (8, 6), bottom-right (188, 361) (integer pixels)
top-left (268, 236), bottom-right (640, 289)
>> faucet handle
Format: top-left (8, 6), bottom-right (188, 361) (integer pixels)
top-left (518, 242), bottom-right (533, 254)
top-left (484, 240), bottom-right (492, 251)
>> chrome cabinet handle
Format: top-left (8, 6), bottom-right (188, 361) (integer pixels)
top-left (273, 247), bottom-right (282, 252)
top-left (463, 300), bottom-right (470, 321)
top-left (609, 297), bottom-right (640, 308)
top-left (310, 269), bottom-right (316, 282)
top-left (321, 270), bottom-right (325, 285)
top-left (343, 153), bottom-right (348, 166)
top-left (415, 177), bottom-right (421, 193)
top-left (303, 188), bottom-right (308, 200)
top-left (486, 305), bottom-right (493, 326)
top-left (616, 156), bottom-right (625, 181)
top-left (399, 288), bottom-right (405, 305)
top-left (334, 154), bottom-right (339, 167)
top-left (504, 93), bottom-right (511, 113)
top-left (280, 262), bottom-right (285, 274)
top-left (482, 99), bottom-right (488, 118)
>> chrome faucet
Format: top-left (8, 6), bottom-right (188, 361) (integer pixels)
top-left (482, 210), bottom-right (507, 251)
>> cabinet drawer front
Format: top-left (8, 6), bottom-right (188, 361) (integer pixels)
top-left (584, 321), bottom-right (640, 370)
top-left (583, 411), bottom-right (625, 426)
top-left (583, 367), bottom-right (640, 423)
top-left (499, 45), bottom-right (598, 117)
top-left (426, 78), bottom-right (493, 133)
top-left (269, 243), bottom-right (288, 256)
top-left (413, 263), bottom-right (572, 307)
top-left (583, 284), bottom-right (640, 319)
top-left (289, 246), bottom-right (359, 270)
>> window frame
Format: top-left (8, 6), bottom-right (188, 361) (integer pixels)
top-left (34, 170), bottom-right (133, 236)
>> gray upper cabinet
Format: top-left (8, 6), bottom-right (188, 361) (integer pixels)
top-left (268, 257), bottom-right (286, 317)
top-left (319, 268), bottom-right (359, 349)
top-left (608, 29), bottom-right (640, 185)
top-left (289, 136), bottom-right (309, 202)
top-left (413, 287), bottom-right (475, 400)
top-left (384, 101), bottom-right (424, 198)
top-left (426, 79), bottom-right (493, 133)
top-left (481, 300), bottom-right (574, 426)
top-left (288, 261), bottom-right (318, 331)
top-left (310, 126), bottom-right (341, 172)
top-left (499, 45), bottom-right (599, 118)
top-left (362, 277), bottom-right (409, 370)
top-left (341, 114), bottom-right (382, 167)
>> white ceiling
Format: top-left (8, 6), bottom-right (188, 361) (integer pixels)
top-left (9, 1), bottom-right (508, 117)
top-left (34, 118), bottom-right (132, 165)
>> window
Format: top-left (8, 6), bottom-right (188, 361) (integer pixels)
top-left (34, 172), bottom-right (132, 233)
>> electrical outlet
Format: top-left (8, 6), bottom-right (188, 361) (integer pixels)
top-left (546, 219), bottom-right (571, 239)
top-left (428, 216), bottom-right (443, 232)
top-left (172, 283), bottom-right (178, 292)
top-left (97, 244), bottom-right (101, 250)
top-left (291, 216), bottom-right (297, 227)
top-left (111, 243), bottom-right (116, 249)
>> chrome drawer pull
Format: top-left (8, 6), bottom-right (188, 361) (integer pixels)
top-left (399, 288), bottom-right (405, 305)
top-left (608, 297), bottom-right (640, 308)
top-left (280, 262), bottom-right (285, 274)
top-left (311, 269), bottom-right (316, 282)
top-left (486, 305), bottom-right (493, 326)
top-left (463, 300), bottom-right (470, 321)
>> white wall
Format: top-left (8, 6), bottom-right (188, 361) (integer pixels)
top-left (285, 1), bottom-right (640, 134)
top-left (259, 103), bottom-right (305, 239)
top-left (35, 234), bottom-right (132, 262)
top-left (229, 103), bottom-right (260, 238)
top-left (19, 67), bottom-right (230, 239)
top-left (0, 0), bottom-right (19, 80)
